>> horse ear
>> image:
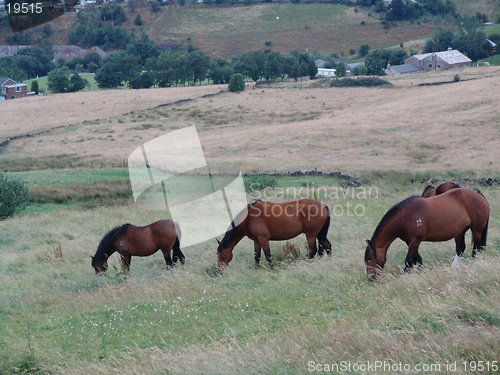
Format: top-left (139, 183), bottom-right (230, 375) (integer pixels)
top-left (365, 239), bottom-right (372, 246)
top-left (216, 238), bottom-right (221, 245)
top-left (90, 255), bottom-right (94, 260)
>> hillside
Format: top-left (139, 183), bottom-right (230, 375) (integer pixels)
top-left (1, 3), bottom-right (451, 59)
top-left (1, 66), bottom-right (499, 174)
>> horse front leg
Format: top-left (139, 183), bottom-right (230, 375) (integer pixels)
top-left (259, 238), bottom-right (273, 270)
top-left (404, 240), bottom-right (422, 272)
top-left (120, 253), bottom-right (131, 272)
top-left (254, 240), bottom-right (262, 268)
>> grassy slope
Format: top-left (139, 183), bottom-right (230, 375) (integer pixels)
top-left (22, 74), bottom-right (98, 94)
top-left (0, 178), bottom-right (498, 374)
top-left (140, 3), bottom-right (446, 58)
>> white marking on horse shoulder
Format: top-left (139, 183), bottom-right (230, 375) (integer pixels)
top-left (416, 218), bottom-right (423, 227)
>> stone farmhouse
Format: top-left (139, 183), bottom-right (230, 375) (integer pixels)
top-left (385, 48), bottom-right (472, 75)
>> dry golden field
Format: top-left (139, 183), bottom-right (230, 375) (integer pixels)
top-left (1, 66), bottom-right (499, 175)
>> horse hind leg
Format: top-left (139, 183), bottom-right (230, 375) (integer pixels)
top-left (161, 248), bottom-right (174, 269)
top-left (471, 223), bottom-right (487, 259)
top-left (318, 238), bottom-right (332, 256)
top-left (258, 238), bottom-right (273, 270)
top-left (172, 238), bottom-right (185, 265)
top-left (306, 234), bottom-right (318, 259)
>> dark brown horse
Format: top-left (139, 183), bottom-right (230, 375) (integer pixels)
top-left (365, 188), bottom-right (489, 280)
top-left (421, 182), bottom-right (460, 197)
top-left (91, 220), bottom-right (184, 274)
top-left (217, 199), bottom-right (331, 272)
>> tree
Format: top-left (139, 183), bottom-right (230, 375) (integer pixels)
top-left (95, 51), bottom-right (141, 88)
top-left (359, 44), bottom-right (370, 57)
top-left (31, 80), bottom-right (39, 95)
top-left (100, 4), bottom-right (127, 25)
top-left (336, 62), bottom-right (347, 77)
top-left (134, 14), bottom-right (143, 26)
top-left (364, 50), bottom-right (387, 76)
top-left (48, 66), bottom-right (71, 93)
top-left (188, 51), bottom-right (210, 84)
top-left (353, 64), bottom-right (367, 76)
top-left (424, 30), bottom-right (455, 52)
top-left (210, 59), bottom-right (234, 84)
top-left (83, 52), bottom-right (102, 71)
top-left (0, 173), bottom-right (31, 220)
top-left (126, 34), bottom-right (159, 65)
top-left (228, 73), bottom-right (245, 92)
top-left (151, 1), bottom-right (161, 12)
top-left (68, 74), bottom-right (86, 92)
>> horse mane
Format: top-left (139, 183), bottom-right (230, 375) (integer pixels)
top-left (217, 201), bottom-right (260, 253)
top-left (95, 224), bottom-right (131, 259)
top-left (371, 196), bottom-right (419, 241)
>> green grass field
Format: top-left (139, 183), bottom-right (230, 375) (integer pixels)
top-left (0, 168), bottom-right (498, 374)
top-left (23, 74), bottom-right (98, 94)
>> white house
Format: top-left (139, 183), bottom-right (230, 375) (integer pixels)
top-left (316, 68), bottom-right (336, 78)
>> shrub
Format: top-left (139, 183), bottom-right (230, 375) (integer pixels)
top-left (228, 73), bottom-right (245, 92)
top-left (244, 174), bottom-right (279, 192)
top-left (331, 77), bottom-right (392, 88)
top-left (0, 173), bottom-right (31, 220)
top-left (31, 80), bottom-right (39, 95)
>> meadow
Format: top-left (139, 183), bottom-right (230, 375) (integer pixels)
top-left (0, 67), bottom-right (499, 374)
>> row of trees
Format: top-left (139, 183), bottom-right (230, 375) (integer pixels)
top-left (93, 36), bottom-right (319, 89)
top-left (0, 46), bottom-right (55, 83)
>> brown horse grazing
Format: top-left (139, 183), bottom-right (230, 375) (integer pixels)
top-left (91, 220), bottom-right (184, 274)
top-left (421, 182), bottom-right (460, 197)
top-left (217, 199), bottom-right (331, 273)
top-left (365, 188), bottom-right (489, 280)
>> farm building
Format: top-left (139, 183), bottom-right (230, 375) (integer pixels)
top-left (316, 68), bottom-right (336, 78)
top-left (404, 48), bottom-right (472, 71)
top-left (0, 77), bottom-right (33, 100)
top-left (385, 48), bottom-right (472, 75)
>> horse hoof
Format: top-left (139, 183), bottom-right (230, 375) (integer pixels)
top-left (451, 255), bottom-right (463, 268)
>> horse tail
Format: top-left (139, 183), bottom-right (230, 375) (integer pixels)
top-left (480, 217), bottom-right (489, 249)
top-left (172, 234), bottom-right (185, 264)
top-left (474, 189), bottom-right (489, 249)
top-left (317, 205), bottom-right (330, 241)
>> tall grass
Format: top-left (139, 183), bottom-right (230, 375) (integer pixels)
top-left (0, 180), bottom-right (498, 374)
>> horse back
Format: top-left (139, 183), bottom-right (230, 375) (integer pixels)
top-left (247, 199), bottom-right (328, 240)
top-left (423, 188), bottom-right (489, 232)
